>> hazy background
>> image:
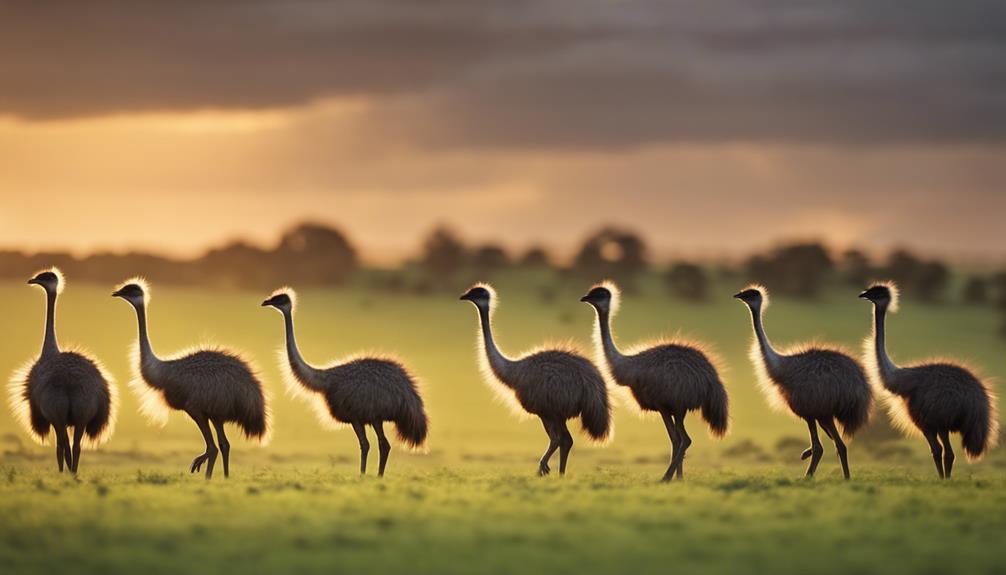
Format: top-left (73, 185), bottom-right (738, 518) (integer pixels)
top-left (1, 0), bottom-right (1005, 263)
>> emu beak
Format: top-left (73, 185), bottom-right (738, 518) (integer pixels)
top-left (459, 294), bottom-right (470, 301)
top-left (732, 292), bottom-right (743, 299)
top-left (27, 278), bottom-right (38, 286)
top-left (111, 289), bottom-right (122, 298)
top-left (858, 291), bottom-right (869, 299)
top-left (579, 295), bottom-right (589, 302)
top-left (261, 300), bottom-right (271, 307)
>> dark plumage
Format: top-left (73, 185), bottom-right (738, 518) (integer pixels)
top-left (113, 278), bottom-right (269, 479)
top-left (735, 285), bottom-right (872, 479)
top-left (582, 281), bottom-right (728, 481)
top-left (263, 288), bottom-right (428, 476)
top-left (8, 268), bottom-right (117, 474)
top-left (460, 283), bottom-right (611, 476)
top-left (860, 282), bottom-right (999, 478)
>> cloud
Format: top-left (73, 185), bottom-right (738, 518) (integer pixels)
top-left (1, 0), bottom-right (1004, 147)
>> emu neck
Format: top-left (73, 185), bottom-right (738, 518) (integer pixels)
top-left (873, 305), bottom-right (900, 381)
top-left (595, 308), bottom-right (624, 367)
top-left (282, 310), bottom-right (324, 391)
top-left (40, 290), bottom-right (60, 358)
top-left (478, 305), bottom-right (515, 384)
top-left (134, 303), bottom-right (161, 368)
top-left (749, 304), bottom-right (781, 370)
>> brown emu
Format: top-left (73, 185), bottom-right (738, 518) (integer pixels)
top-left (860, 282), bottom-right (999, 479)
top-left (582, 281), bottom-right (728, 481)
top-left (262, 288), bottom-right (428, 476)
top-left (8, 268), bottom-right (117, 474)
top-left (112, 279), bottom-right (269, 479)
top-left (734, 285), bottom-right (872, 479)
top-left (460, 284), bottom-right (611, 476)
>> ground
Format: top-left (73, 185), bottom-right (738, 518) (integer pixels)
top-left (1, 274), bottom-right (1003, 574)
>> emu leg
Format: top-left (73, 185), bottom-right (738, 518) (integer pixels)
top-left (804, 419), bottom-right (824, 478)
top-left (212, 419), bottom-right (231, 478)
top-left (352, 423), bottom-right (370, 475)
top-left (538, 419), bottom-right (559, 476)
top-left (938, 430), bottom-right (954, 479)
top-left (924, 431), bottom-right (944, 479)
top-left (71, 425), bottom-right (85, 474)
top-left (54, 426), bottom-right (70, 473)
top-left (188, 414), bottom-right (219, 479)
top-left (660, 412), bottom-right (680, 482)
top-left (557, 420), bottom-right (574, 476)
top-left (820, 418), bottom-right (849, 480)
top-left (673, 413), bottom-right (692, 480)
top-left (373, 422), bottom-right (391, 477)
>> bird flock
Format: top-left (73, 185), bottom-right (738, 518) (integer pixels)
top-left (8, 268), bottom-right (999, 481)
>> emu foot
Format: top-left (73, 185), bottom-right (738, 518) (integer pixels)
top-left (801, 448), bottom-right (813, 460)
top-left (537, 462), bottom-right (551, 476)
top-left (190, 453), bottom-right (210, 474)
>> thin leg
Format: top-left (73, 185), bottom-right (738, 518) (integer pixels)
top-left (352, 423), bottom-right (370, 475)
top-left (660, 412), bottom-right (680, 482)
top-left (938, 430), bottom-right (954, 479)
top-left (673, 413), bottom-right (692, 480)
top-left (538, 418), bottom-right (559, 476)
top-left (924, 430), bottom-right (944, 479)
top-left (71, 425), bottom-right (85, 474)
top-left (557, 420), bottom-right (574, 475)
top-left (804, 419), bottom-right (824, 478)
top-left (54, 425), bottom-right (69, 473)
top-left (188, 413), bottom-right (219, 479)
top-left (820, 418), bottom-right (849, 480)
top-left (373, 422), bottom-right (391, 477)
top-left (212, 420), bottom-right (231, 478)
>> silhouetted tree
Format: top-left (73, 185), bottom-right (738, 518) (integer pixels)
top-left (519, 246), bottom-right (552, 268)
top-left (883, 249), bottom-right (949, 303)
top-left (962, 276), bottom-right (990, 305)
top-left (420, 226), bottom-right (467, 285)
top-left (472, 244), bottom-right (509, 273)
top-left (665, 262), bottom-right (709, 302)
top-left (274, 223), bottom-right (359, 286)
top-left (745, 242), bottom-right (833, 298)
top-left (572, 227), bottom-right (647, 291)
top-left (840, 249), bottom-right (872, 286)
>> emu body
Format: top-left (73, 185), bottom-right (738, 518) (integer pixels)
top-left (8, 269), bottom-right (116, 474)
top-left (860, 283), bottom-right (998, 478)
top-left (735, 286), bottom-right (872, 479)
top-left (113, 280), bottom-right (268, 479)
top-left (461, 284), bottom-right (611, 476)
top-left (582, 282), bottom-right (728, 481)
top-left (263, 289), bottom-right (428, 476)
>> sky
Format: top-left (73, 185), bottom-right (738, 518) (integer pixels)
top-left (1, 0), bottom-right (1004, 263)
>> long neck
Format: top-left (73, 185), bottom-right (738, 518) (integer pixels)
top-left (749, 304), bottom-right (782, 370)
top-left (40, 289), bottom-right (60, 357)
top-left (478, 305), bottom-right (515, 384)
top-left (134, 303), bottom-right (160, 367)
top-left (595, 308), bottom-right (624, 368)
top-left (872, 305), bottom-right (899, 381)
top-left (282, 310), bottom-right (325, 391)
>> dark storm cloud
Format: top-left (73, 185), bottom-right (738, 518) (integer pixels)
top-left (2, 0), bottom-right (1004, 146)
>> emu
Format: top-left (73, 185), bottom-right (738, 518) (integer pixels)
top-left (734, 285), bottom-right (872, 479)
top-left (460, 284), bottom-right (611, 476)
top-left (112, 279), bottom-right (269, 479)
top-left (860, 282), bottom-right (999, 479)
top-left (8, 268), bottom-right (117, 474)
top-left (262, 288), bottom-right (428, 476)
top-left (581, 282), bottom-right (728, 481)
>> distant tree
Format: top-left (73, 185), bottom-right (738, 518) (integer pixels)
top-left (472, 244), bottom-right (509, 273)
top-left (882, 249), bottom-right (949, 303)
top-left (572, 227), bottom-right (647, 290)
top-left (274, 223), bottom-right (359, 286)
top-left (745, 242), bottom-right (833, 299)
top-left (519, 246), bottom-right (551, 268)
top-left (200, 241), bottom-right (276, 289)
top-left (840, 249), bottom-right (873, 286)
top-left (420, 226), bottom-right (467, 284)
top-left (962, 276), bottom-right (990, 305)
top-left (665, 262), bottom-right (710, 302)
top-left (992, 271), bottom-right (1006, 337)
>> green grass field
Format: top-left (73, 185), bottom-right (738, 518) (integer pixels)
top-left (2, 274), bottom-right (1004, 574)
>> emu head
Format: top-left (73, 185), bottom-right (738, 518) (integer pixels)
top-left (859, 282), bottom-right (899, 312)
top-left (459, 284), bottom-right (494, 311)
top-left (262, 289), bottom-right (296, 313)
top-left (28, 268), bottom-right (63, 295)
top-left (733, 285), bottom-right (767, 309)
top-left (112, 281), bottom-right (147, 308)
top-left (580, 282), bottom-right (619, 314)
